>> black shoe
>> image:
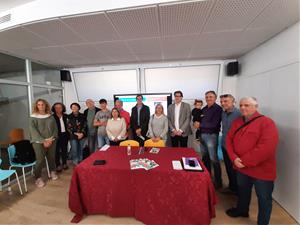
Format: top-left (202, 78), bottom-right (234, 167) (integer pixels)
top-left (226, 208), bottom-right (249, 218)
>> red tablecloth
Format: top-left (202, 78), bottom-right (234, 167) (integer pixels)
top-left (69, 147), bottom-right (217, 225)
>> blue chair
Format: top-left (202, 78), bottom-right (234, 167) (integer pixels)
top-left (0, 158), bottom-right (23, 195)
top-left (7, 145), bottom-right (36, 192)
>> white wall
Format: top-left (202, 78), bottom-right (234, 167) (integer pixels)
top-left (64, 60), bottom-right (233, 113)
top-left (237, 21), bottom-right (300, 223)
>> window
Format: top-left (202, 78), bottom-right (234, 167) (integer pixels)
top-left (32, 62), bottom-right (61, 86)
top-left (33, 87), bottom-right (63, 106)
top-left (0, 53), bottom-right (26, 82)
top-left (0, 84), bottom-right (29, 139)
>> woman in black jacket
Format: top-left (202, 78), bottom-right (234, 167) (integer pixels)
top-left (52, 102), bottom-right (69, 172)
top-left (67, 103), bottom-right (87, 165)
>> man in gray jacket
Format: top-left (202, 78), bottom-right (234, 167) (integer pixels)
top-left (167, 90), bottom-right (192, 147)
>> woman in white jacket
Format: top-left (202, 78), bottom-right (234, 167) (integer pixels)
top-left (106, 108), bottom-right (127, 146)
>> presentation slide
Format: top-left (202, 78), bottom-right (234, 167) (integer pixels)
top-left (114, 93), bottom-right (172, 116)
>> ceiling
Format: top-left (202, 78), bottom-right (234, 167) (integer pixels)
top-left (0, 0), bottom-right (299, 68)
top-left (0, 0), bottom-right (36, 13)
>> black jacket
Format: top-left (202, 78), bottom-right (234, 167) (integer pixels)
top-left (83, 107), bottom-right (100, 120)
top-left (130, 104), bottom-right (150, 137)
top-left (67, 112), bottom-right (87, 140)
top-left (53, 113), bottom-right (69, 136)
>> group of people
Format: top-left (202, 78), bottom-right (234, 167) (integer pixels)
top-left (28, 89), bottom-right (279, 225)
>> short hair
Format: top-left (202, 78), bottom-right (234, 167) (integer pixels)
top-left (85, 99), bottom-right (94, 104)
top-left (240, 97), bottom-right (258, 107)
top-left (51, 102), bottom-right (66, 113)
top-left (194, 99), bottom-right (203, 105)
top-left (205, 90), bottom-right (217, 97)
top-left (220, 94), bottom-right (235, 102)
top-left (70, 102), bottom-right (81, 110)
top-left (99, 99), bottom-right (107, 104)
top-left (115, 99), bottom-right (123, 106)
top-left (174, 90), bottom-right (183, 97)
top-left (111, 107), bottom-right (121, 118)
top-left (136, 94), bottom-right (143, 100)
top-left (32, 99), bottom-right (51, 114)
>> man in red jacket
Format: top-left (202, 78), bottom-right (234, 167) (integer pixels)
top-left (225, 97), bottom-right (279, 225)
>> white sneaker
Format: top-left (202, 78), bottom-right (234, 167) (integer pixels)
top-left (50, 171), bottom-right (58, 181)
top-left (35, 178), bottom-right (45, 188)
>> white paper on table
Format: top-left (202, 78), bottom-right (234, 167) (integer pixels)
top-left (99, 144), bottom-right (110, 151)
top-left (172, 160), bottom-right (183, 170)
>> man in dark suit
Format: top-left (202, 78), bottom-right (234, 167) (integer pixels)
top-left (130, 94), bottom-right (150, 146)
top-left (167, 90), bottom-right (192, 147)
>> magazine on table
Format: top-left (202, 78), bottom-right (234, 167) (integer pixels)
top-left (130, 158), bottom-right (159, 170)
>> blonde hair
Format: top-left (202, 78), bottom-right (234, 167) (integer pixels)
top-left (155, 103), bottom-right (165, 115)
top-left (32, 98), bottom-right (51, 114)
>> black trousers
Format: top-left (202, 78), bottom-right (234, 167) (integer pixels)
top-left (171, 135), bottom-right (188, 147)
top-left (109, 140), bottom-right (122, 146)
top-left (222, 146), bottom-right (237, 192)
top-left (55, 132), bottom-right (68, 167)
top-left (133, 133), bottom-right (147, 147)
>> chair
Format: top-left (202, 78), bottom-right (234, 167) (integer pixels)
top-left (7, 145), bottom-right (36, 192)
top-left (0, 159), bottom-right (23, 195)
top-left (8, 128), bottom-right (25, 143)
top-left (119, 140), bottom-right (140, 147)
top-left (144, 139), bottom-right (166, 148)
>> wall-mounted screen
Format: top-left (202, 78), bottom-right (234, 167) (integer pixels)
top-left (114, 93), bottom-right (172, 116)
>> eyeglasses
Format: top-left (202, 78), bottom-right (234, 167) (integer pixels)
top-left (175, 95), bottom-right (182, 97)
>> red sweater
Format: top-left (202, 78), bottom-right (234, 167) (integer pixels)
top-left (120, 109), bottom-right (130, 129)
top-left (226, 112), bottom-right (279, 181)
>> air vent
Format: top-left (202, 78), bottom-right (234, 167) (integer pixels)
top-left (0, 14), bottom-right (11, 24)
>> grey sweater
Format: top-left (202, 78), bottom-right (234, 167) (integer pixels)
top-left (147, 114), bottom-right (168, 140)
top-left (29, 114), bottom-right (58, 143)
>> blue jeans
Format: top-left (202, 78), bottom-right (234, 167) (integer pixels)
top-left (97, 135), bottom-right (109, 148)
top-left (236, 171), bottom-right (274, 225)
top-left (70, 138), bottom-right (86, 164)
top-left (199, 133), bottom-right (222, 186)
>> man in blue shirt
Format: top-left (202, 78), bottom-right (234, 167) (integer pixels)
top-left (220, 94), bottom-right (241, 194)
top-left (196, 90), bottom-right (223, 189)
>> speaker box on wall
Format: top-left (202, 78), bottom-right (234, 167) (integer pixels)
top-left (227, 61), bottom-right (239, 76)
top-left (60, 70), bottom-right (72, 81)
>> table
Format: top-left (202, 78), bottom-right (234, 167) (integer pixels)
top-left (69, 147), bottom-right (217, 224)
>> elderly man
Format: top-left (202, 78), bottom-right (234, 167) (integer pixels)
top-left (115, 99), bottom-right (130, 130)
top-left (226, 97), bottom-right (279, 225)
top-left (197, 90), bottom-right (222, 188)
top-left (220, 94), bottom-right (241, 194)
top-left (83, 99), bottom-right (100, 153)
